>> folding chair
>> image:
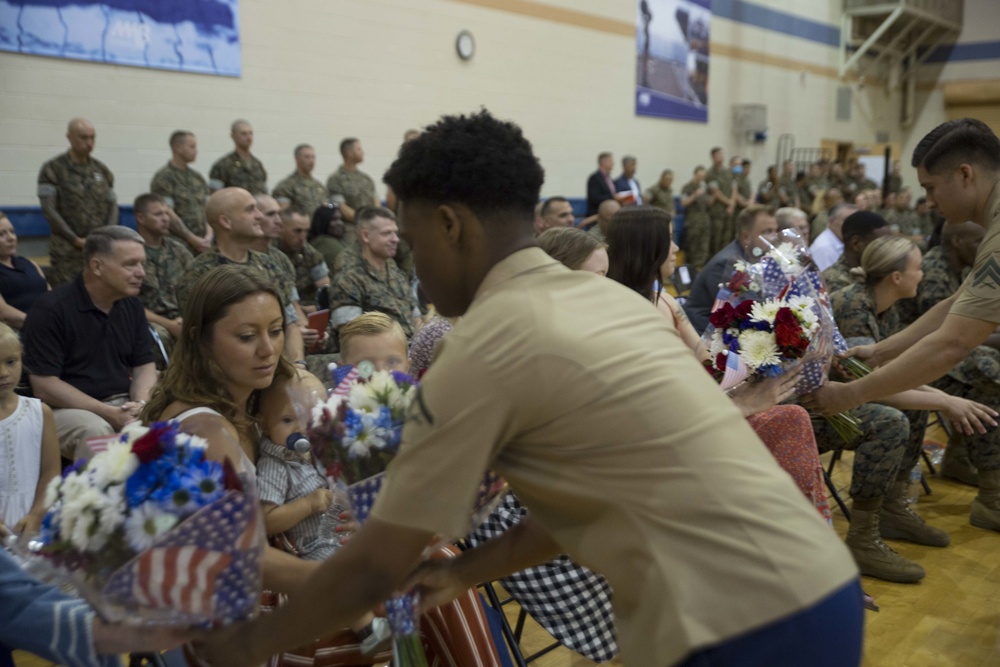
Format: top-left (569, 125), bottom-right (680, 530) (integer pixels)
top-left (478, 579), bottom-right (561, 666)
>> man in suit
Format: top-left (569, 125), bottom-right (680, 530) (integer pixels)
top-left (614, 155), bottom-right (642, 205)
top-left (586, 152), bottom-right (617, 216)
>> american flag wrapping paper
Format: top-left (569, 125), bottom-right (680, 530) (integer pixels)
top-left (101, 490), bottom-right (264, 624)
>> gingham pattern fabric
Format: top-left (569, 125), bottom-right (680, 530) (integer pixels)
top-left (465, 494), bottom-right (619, 662)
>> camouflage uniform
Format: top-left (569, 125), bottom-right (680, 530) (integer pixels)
top-left (176, 250), bottom-right (299, 325)
top-left (897, 246), bottom-right (1000, 471)
top-left (884, 208), bottom-right (918, 236)
top-left (140, 237), bottom-right (194, 321)
top-left (150, 162), bottom-right (210, 237)
top-left (830, 282), bottom-right (929, 485)
top-left (264, 245), bottom-right (301, 303)
top-left (271, 173), bottom-right (329, 217)
top-left (734, 174), bottom-right (752, 218)
top-left (779, 176), bottom-right (799, 207)
top-left (681, 180), bottom-right (712, 268)
top-left (821, 257), bottom-right (855, 294)
top-left (326, 166), bottom-right (378, 244)
top-left (277, 241), bottom-right (329, 308)
top-left (706, 166), bottom-right (733, 254)
top-left (38, 152), bottom-right (117, 286)
top-left (644, 184), bottom-right (675, 218)
top-left (209, 151), bottom-right (267, 194)
top-left (327, 251), bottom-right (419, 342)
top-left (311, 235), bottom-right (347, 275)
top-left (886, 174), bottom-right (903, 194)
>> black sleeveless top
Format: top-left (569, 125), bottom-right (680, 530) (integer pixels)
top-left (0, 255), bottom-right (47, 313)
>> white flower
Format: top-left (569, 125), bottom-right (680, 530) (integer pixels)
top-left (177, 432), bottom-right (209, 451)
top-left (797, 309), bottom-right (820, 335)
top-left (44, 475), bottom-right (62, 508)
top-left (125, 502), bottom-right (179, 551)
top-left (62, 485), bottom-right (125, 552)
top-left (346, 437), bottom-right (372, 459)
top-left (768, 243), bottom-right (802, 273)
top-left (348, 383), bottom-right (380, 414)
top-left (88, 442), bottom-right (139, 487)
top-left (750, 299), bottom-right (782, 324)
top-left (737, 330), bottom-right (781, 370)
top-left (708, 333), bottom-right (727, 359)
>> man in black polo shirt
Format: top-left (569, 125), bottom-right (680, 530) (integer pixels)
top-left (23, 226), bottom-right (156, 460)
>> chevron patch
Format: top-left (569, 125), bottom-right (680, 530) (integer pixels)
top-left (969, 255), bottom-right (1000, 297)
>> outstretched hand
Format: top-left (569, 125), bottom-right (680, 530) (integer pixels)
top-left (729, 367), bottom-right (802, 418)
top-left (801, 382), bottom-right (860, 416)
top-left (404, 558), bottom-right (467, 614)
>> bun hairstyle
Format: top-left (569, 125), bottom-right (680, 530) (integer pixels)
top-left (849, 236), bottom-right (917, 286)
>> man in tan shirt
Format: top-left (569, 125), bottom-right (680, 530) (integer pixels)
top-left (807, 118), bottom-right (1000, 533)
top-left (196, 111), bottom-right (861, 667)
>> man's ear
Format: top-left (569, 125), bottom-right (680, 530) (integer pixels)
top-left (436, 204), bottom-right (464, 247)
top-left (217, 214), bottom-right (233, 233)
top-left (959, 163), bottom-right (975, 187)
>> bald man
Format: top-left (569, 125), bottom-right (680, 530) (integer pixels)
top-left (38, 118), bottom-right (119, 286)
top-left (209, 119), bottom-right (268, 194)
top-left (175, 188), bottom-right (305, 361)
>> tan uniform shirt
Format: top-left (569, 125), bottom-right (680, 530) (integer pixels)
top-left (371, 248), bottom-right (857, 666)
top-left (952, 182), bottom-right (1000, 323)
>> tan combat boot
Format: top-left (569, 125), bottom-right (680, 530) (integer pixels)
top-left (940, 434), bottom-right (979, 487)
top-left (880, 480), bottom-right (951, 547)
top-left (846, 499), bottom-right (926, 583)
top-left (970, 469), bottom-right (1000, 532)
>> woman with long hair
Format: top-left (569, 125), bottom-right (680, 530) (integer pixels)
top-left (606, 205), bottom-right (831, 521)
top-left (141, 265), bottom-right (311, 594)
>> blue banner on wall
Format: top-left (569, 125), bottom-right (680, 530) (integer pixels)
top-left (636, 0), bottom-right (710, 122)
top-left (0, 0), bottom-right (240, 76)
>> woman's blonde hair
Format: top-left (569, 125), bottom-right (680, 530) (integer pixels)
top-left (339, 312), bottom-right (407, 358)
top-left (849, 236), bottom-right (918, 286)
top-left (537, 227), bottom-right (605, 271)
top-left (142, 265), bottom-right (295, 443)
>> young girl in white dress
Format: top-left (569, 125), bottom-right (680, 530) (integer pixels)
top-left (0, 322), bottom-right (59, 535)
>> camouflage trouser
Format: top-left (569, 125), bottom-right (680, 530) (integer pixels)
top-left (813, 402), bottom-right (920, 501)
top-left (933, 352), bottom-right (1000, 472)
top-left (683, 214), bottom-right (712, 268)
top-left (710, 211), bottom-right (733, 255)
top-left (48, 245), bottom-right (84, 287)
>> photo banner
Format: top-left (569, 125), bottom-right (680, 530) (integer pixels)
top-left (635, 0), bottom-right (711, 122)
top-left (0, 0), bottom-right (241, 77)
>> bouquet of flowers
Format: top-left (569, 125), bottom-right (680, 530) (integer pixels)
top-left (702, 231), bottom-right (863, 440)
top-left (11, 421), bottom-right (264, 626)
top-left (304, 362), bottom-right (508, 666)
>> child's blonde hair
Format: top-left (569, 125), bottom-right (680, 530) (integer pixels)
top-left (0, 322), bottom-right (21, 353)
top-left (340, 312), bottom-right (407, 358)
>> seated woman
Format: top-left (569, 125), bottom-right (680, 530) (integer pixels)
top-left (309, 204), bottom-right (347, 276)
top-left (0, 211), bottom-right (49, 330)
top-left (606, 206), bottom-right (831, 521)
top-left (830, 236), bottom-right (997, 546)
top-left (537, 226), bottom-right (608, 276)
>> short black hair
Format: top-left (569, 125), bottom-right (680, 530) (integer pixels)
top-left (842, 210), bottom-right (887, 243)
top-left (169, 130), bottom-right (193, 148)
top-left (383, 110), bottom-right (544, 221)
top-left (541, 196), bottom-right (569, 217)
top-left (912, 118), bottom-right (1000, 174)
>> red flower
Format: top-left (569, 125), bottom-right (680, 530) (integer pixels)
top-left (709, 303), bottom-right (736, 329)
top-left (715, 352), bottom-right (728, 371)
top-left (727, 271), bottom-right (751, 292)
top-left (734, 300), bottom-right (754, 319)
top-left (131, 425), bottom-right (170, 463)
top-left (774, 308), bottom-right (809, 353)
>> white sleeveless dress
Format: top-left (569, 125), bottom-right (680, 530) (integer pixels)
top-left (172, 406), bottom-right (257, 475)
top-left (0, 395), bottom-right (44, 527)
